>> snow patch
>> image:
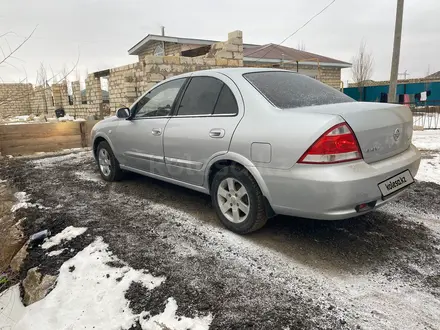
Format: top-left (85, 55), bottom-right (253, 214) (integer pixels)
top-left (31, 151), bottom-right (91, 168)
top-left (14, 238), bottom-right (166, 330)
top-left (0, 114), bottom-right (86, 125)
top-left (74, 171), bottom-right (104, 184)
top-left (58, 114), bottom-right (86, 122)
top-left (42, 226), bottom-right (88, 249)
top-left (416, 154), bottom-right (440, 184)
top-left (11, 238), bottom-right (211, 330)
top-left (412, 130), bottom-right (440, 151)
top-left (0, 284), bottom-right (26, 329)
top-left (126, 198), bottom-right (440, 330)
top-left (11, 192), bottom-right (49, 212)
top-left (47, 249), bottom-right (66, 257)
top-left (139, 297), bottom-right (213, 330)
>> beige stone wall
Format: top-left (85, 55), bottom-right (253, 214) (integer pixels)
top-left (244, 61), bottom-right (342, 89)
top-left (72, 81), bottom-right (81, 106)
top-left (319, 67), bottom-right (342, 89)
top-left (0, 84), bottom-right (33, 118)
top-left (137, 40), bottom-right (203, 59)
top-left (30, 86), bottom-right (54, 116)
top-left (2, 30), bottom-right (246, 118)
top-left (206, 30), bottom-right (243, 61)
top-left (52, 83), bottom-right (69, 108)
top-left (62, 104), bottom-right (100, 119)
top-left (85, 74), bottom-right (103, 105)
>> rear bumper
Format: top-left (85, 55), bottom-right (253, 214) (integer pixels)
top-left (258, 144), bottom-right (421, 220)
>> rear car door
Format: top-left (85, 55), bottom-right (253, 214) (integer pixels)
top-left (163, 73), bottom-right (244, 186)
top-left (113, 78), bottom-right (186, 176)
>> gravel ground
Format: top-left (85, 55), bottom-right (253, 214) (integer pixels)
top-left (0, 145), bottom-right (439, 329)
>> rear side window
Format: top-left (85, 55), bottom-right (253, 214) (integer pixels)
top-left (244, 71), bottom-right (354, 109)
top-left (213, 85), bottom-right (238, 115)
top-left (177, 77), bottom-right (223, 116)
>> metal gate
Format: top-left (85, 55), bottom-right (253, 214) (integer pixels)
top-left (412, 104), bottom-right (440, 130)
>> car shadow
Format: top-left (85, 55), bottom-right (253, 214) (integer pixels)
top-left (249, 211), bottom-right (438, 274)
top-left (114, 172), bottom-right (440, 280)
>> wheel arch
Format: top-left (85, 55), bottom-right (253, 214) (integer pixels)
top-left (92, 133), bottom-right (115, 160)
top-left (205, 153), bottom-right (275, 217)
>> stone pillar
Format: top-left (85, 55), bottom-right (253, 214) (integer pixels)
top-left (52, 84), bottom-right (62, 108)
top-left (72, 81), bottom-right (82, 105)
top-left (85, 74), bottom-right (102, 105)
top-left (212, 30), bottom-right (244, 67)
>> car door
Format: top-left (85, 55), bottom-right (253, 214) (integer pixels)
top-left (163, 73), bottom-right (244, 186)
top-left (113, 78), bottom-right (187, 176)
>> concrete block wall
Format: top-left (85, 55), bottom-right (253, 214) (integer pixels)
top-left (206, 30), bottom-right (243, 63)
top-left (0, 30), bottom-right (342, 121)
top-left (319, 67), bottom-right (342, 89)
top-left (52, 82), bottom-right (69, 108)
top-left (245, 61), bottom-right (342, 89)
top-left (72, 81), bottom-right (82, 105)
top-left (63, 104), bottom-right (99, 119)
top-left (0, 84), bottom-right (33, 118)
top-left (137, 40), bottom-right (206, 60)
top-left (29, 86), bottom-right (54, 116)
top-left (85, 74), bottom-right (102, 105)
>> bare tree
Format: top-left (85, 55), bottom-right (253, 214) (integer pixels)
top-left (36, 63), bottom-right (50, 116)
top-left (351, 41), bottom-right (374, 101)
top-left (297, 41), bottom-right (306, 51)
top-left (0, 27), bottom-right (79, 115)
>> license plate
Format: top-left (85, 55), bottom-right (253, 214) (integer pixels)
top-left (378, 170), bottom-right (414, 197)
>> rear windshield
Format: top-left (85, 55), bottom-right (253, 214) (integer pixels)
top-left (243, 71), bottom-right (354, 109)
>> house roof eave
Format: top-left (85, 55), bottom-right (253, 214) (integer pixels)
top-left (244, 57), bottom-right (352, 68)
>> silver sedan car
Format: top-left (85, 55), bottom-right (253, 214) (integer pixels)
top-left (91, 68), bottom-right (421, 234)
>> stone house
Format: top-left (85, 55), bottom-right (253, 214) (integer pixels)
top-left (0, 30), bottom-right (351, 120)
top-left (128, 32), bottom-right (351, 88)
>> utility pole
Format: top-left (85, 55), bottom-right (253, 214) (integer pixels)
top-left (388, 0), bottom-right (404, 103)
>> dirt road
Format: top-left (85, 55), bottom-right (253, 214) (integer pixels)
top-left (0, 144), bottom-right (439, 329)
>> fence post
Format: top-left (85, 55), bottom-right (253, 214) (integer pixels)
top-left (0, 125), bottom-right (3, 156)
top-left (79, 122), bottom-right (87, 148)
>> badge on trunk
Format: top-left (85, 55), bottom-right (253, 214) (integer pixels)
top-left (393, 128), bottom-right (401, 141)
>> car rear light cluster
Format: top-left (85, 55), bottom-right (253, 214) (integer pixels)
top-left (299, 123), bottom-right (363, 164)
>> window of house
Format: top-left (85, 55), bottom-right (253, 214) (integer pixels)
top-left (177, 77), bottom-right (223, 116)
top-left (154, 44), bottom-right (164, 56)
top-left (133, 78), bottom-right (185, 118)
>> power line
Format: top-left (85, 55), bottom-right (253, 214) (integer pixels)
top-left (246, 0), bottom-right (337, 60)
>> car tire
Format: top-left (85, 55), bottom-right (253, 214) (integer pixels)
top-left (211, 165), bottom-right (268, 234)
top-left (96, 141), bottom-right (123, 182)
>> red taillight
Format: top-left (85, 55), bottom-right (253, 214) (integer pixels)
top-left (298, 123), bottom-right (363, 164)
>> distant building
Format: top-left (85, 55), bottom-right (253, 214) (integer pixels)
top-left (128, 33), bottom-right (351, 88)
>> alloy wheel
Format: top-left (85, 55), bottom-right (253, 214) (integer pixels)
top-left (217, 178), bottom-right (250, 223)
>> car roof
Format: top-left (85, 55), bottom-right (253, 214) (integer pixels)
top-left (163, 67), bottom-right (295, 84)
top-left (197, 67), bottom-right (290, 75)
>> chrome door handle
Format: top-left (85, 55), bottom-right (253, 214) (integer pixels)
top-left (209, 129), bottom-right (225, 138)
top-left (152, 128), bottom-right (162, 136)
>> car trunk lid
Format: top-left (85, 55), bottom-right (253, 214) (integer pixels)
top-left (294, 102), bottom-right (413, 164)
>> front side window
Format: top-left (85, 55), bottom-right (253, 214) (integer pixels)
top-left (244, 71), bottom-right (354, 109)
top-left (177, 77), bottom-right (223, 116)
top-left (133, 78), bottom-right (185, 118)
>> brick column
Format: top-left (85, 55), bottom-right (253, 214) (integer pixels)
top-left (212, 30), bottom-right (244, 67)
top-left (72, 81), bottom-right (82, 105)
top-left (85, 74), bottom-right (102, 105)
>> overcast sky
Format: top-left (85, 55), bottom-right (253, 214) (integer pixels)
top-left (0, 0), bottom-right (438, 85)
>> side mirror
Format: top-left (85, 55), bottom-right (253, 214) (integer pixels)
top-left (116, 107), bottom-right (130, 119)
